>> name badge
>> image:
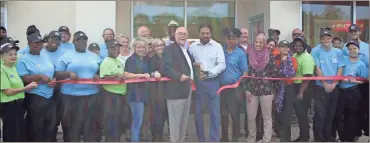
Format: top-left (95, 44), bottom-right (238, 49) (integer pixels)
top-left (332, 56), bottom-right (338, 63)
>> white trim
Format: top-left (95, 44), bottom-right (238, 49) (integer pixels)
top-left (184, 1), bottom-right (187, 28)
top-left (130, 1), bottom-right (134, 39)
top-left (234, 0), bottom-right (238, 28)
top-left (1, 1), bottom-right (7, 28)
top-left (353, 1), bottom-right (356, 24)
top-left (299, 1), bottom-right (302, 30)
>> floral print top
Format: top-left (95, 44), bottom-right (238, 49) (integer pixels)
top-left (243, 53), bottom-right (279, 96)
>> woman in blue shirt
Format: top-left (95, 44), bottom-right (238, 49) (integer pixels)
top-left (16, 33), bottom-right (56, 142)
top-left (55, 31), bottom-right (101, 142)
top-left (335, 40), bottom-right (368, 142)
top-left (124, 37), bottom-right (151, 142)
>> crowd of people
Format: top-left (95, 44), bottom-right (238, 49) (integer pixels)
top-left (0, 20), bottom-right (369, 142)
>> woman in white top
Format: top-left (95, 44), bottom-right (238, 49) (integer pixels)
top-left (115, 33), bottom-right (133, 139)
top-left (117, 34), bottom-right (133, 68)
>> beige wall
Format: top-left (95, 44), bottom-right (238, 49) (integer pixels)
top-left (270, 1), bottom-right (301, 41)
top-left (75, 1), bottom-right (116, 44)
top-left (116, 1), bottom-right (131, 38)
top-left (7, 1), bottom-right (76, 48)
top-left (237, 0), bottom-right (270, 38)
top-left (6, 1), bottom-right (115, 48)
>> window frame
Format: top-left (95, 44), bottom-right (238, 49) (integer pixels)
top-left (300, 1), bottom-right (367, 40)
top-left (0, 1), bottom-right (7, 28)
top-left (130, 1), bottom-right (237, 41)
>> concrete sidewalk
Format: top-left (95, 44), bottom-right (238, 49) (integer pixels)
top-left (54, 113), bottom-right (369, 142)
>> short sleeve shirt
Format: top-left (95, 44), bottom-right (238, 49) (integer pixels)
top-left (340, 57), bottom-right (368, 89)
top-left (293, 51), bottom-right (315, 83)
top-left (16, 53), bottom-right (55, 98)
top-left (55, 50), bottom-right (101, 96)
top-left (100, 57), bottom-right (127, 95)
top-left (1, 65), bottom-right (25, 103)
top-left (311, 46), bottom-right (345, 86)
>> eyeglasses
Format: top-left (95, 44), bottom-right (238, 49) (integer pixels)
top-left (292, 33), bottom-right (301, 36)
top-left (153, 44), bottom-right (165, 48)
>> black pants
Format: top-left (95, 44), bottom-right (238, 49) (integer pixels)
top-left (61, 93), bottom-right (99, 142)
top-left (52, 87), bottom-right (69, 142)
top-left (332, 86), bottom-right (361, 142)
top-left (356, 82), bottom-right (369, 136)
top-left (276, 84), bottom-right (296, 142)
top-left (25, 93), bottom-right (57, 142)
top-left (1, 99), bottom-right (26, 142)
top-left (313, 86), bottom-right (339, 142)
top-left (102, 90), bottom-right (128, 142)
top-left (220, 86), bottom-right (242, 142)
top-left (151, 98), bottom-right (168, 142)
top-left (278, 83), bottom-right (313, 142)
top-left (95, 91), bottom-right (104, 142)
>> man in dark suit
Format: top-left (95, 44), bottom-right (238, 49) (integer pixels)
top-left (162, 27), bottom-right (195, 142)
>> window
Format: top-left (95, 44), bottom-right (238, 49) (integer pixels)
top-left (186, 1), bottom-right (235, 43)
top-left (302, 1), bottom-right (353, 46)
top-left (1, 1), bottom-right (5, 27)
top-left (132, 1), bottom-right (236, 43)
top-left (249, 13), bottom-right (264, 43)
top-left (356, 1), bottom-right (369, 43)
top-left (133, 1), bottom-right (185, 38)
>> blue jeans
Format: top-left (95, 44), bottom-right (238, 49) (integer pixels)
top-left (195, 78), bottom-right (221, 142)
top-left (129, 102), bottom-right (144, 142)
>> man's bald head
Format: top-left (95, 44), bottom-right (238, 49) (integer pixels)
top-left (138, 26), bottom-right (150, 37)
top-left (292, 28), bottom-right (303, 39)
top-left (175, 27), bottom-right (188, 46)
top-left (240, 28), bottom-right (249, 43)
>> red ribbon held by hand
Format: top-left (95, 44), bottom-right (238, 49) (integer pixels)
top-left (217, 76), bottom-right (368, 95)
top-left (52, 77), bottom-right (197, 91)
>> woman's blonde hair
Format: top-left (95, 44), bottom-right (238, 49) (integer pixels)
top-left (116, 33), bottom-right (130, 50)
top-left (151, 38), bottom-right (165, 47)
top-left (130, 37), bottom-right (148, 52)
top-left (116, 33), bottom-right (130, 42)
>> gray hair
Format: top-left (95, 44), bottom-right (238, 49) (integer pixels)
top-left (130, 37), bottom-right (148, 52)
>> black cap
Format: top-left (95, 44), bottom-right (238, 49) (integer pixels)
top-left (48, 31), bottom-right (61, 40)
top-left (0, 42), bottom-right (20, 54)
top-left (348, 24), bottom-right (360, 32)
top-left (346, 40), bottom-right (360, 48)
top-left (293, 36), bottom-right (307, 43)
top-left (223, 27), bottom-right (242, 38)
top-left (332, 36), bottom-right (343, 42)
top-left (27, 33), bottom-right (44, 43)
top-left (268, 29), bottom-right (281, 35)
top-left (278, 40), bottom-right (290, 47)
top-left (88, 43), bottom-right (100, 50)
top-left (26, 26), bottom-right (40, 36)
top-left (320, 30), bottom-right (332, 37)
top-left (2, 37), bottom-right (19, 44)
top-left (0, 26), bottom-right (6, 31)
top-left (73, 31), bottom-right (88, 41)
top-left (106, 39), bottom-right (122, 48)
top-left (58, 26), bottom-right (70, 33)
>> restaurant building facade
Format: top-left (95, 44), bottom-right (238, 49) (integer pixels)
top-left (1, 1), bottom-right (369, 48)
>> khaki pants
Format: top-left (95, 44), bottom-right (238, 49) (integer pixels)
top-left (246, 94), bottom-right (274, 142)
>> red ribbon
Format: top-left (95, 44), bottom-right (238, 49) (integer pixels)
top-left (217, 76), bottom-right (368, 95)
top-left (53, 77), bottom-right (197, 91)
